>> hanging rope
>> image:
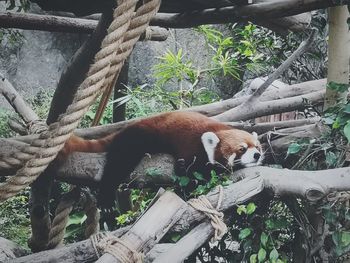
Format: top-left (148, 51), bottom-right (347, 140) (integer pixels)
top-left (81, 189), bottom-right (100, 238)
top-left (0, 0), bottom-right (160, 202)
top-left (92, 0), bottom-right (162, 126)
top-left (187, 185), bottom-right (228, 242)
top-left (91, 232), bottom-right (143, 263)
top-left (47, 187), bottom-right (81, 249)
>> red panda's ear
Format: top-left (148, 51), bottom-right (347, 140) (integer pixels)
top-left (201, 132), bottom-right (220, 164)
top-left (252, 132), bottom-right (258, 140)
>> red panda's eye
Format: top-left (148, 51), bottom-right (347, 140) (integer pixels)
top-left (240, 147), bottom-right (246, 153)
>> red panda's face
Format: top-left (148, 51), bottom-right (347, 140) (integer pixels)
top-left (201, 129), bottom-right (263, 168)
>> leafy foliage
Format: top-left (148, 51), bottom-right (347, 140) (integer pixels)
top-left (0, 190), bottom-right (31, 248)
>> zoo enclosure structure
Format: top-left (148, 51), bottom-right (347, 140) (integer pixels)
top-left (0, 0), bottom-right (350, 262)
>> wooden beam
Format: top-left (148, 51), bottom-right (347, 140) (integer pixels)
top-left (0, 12), bottom-right (169, 41)
top-left (151, 0), bottom-right (349, 28)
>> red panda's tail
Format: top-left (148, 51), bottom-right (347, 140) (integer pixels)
top-left (57, 133), bottom-right (117, 160)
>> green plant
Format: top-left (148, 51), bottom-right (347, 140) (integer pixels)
top-left (115, 189), bottom-right (156, 226)
top-left (321, 199), bottom-right (350, 259)
top-left (5, 0), bottom-right (30, 11)
top-left (0, 189), bottom-right (31, 248)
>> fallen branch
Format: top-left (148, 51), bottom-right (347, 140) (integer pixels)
top-left (188, 78), bottom-right (326, 117)
top-left (213, 90), bottom-right (324, 122)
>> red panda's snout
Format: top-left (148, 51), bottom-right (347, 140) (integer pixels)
top-left (201, 130), bottom-right (263, 168)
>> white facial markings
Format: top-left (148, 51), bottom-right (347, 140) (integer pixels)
top-left (227, 153), bottom-right (237, 167)
top-left (201, 132), bottom-right (220, 164)
top-left (252, 132), bottom-right (259, 146)
top-left (240, 147), bottom-right (262, 167)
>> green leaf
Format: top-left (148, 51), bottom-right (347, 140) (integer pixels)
top-left (323, 117), bottom-right (335, 125)
top-left (178, 176), bottom-right (190, 187)
top-left (344, 122), bottom-right (350, 142)
top-left (246, 203), bottom-right (256, 215)
top-left (170, 233), bottom-right (181, 242)
top-left (325, 151), bottom-right (337, 167)
top-left (287, 143), bottom-right (301, 155)
top-left (258, 248), bottom-right (266, 262)
top-left (193, 172), bottom-right (205, 181)
top-left (343, 104), bottom-right (350, 114)
top-left (67, 212), bottom-right (86, 227)
top-left (145, 168), bottom-right (162, 177)
top-left (270, 248), bottom-right (279, 261)
top-left (237, 205), bottom-right (247, 215)
top-left (265, 218), bottom-right (289, 230)
top-left (260, 232), bottom-right (268, 247)
top-left (250, 254), bottom-right (257, 263)
top-left (341, 231), bottom-right (350, 247)
top-left (327, 81), bottom-right (350, 93)
top-left (239, 228), bottom-right (251, 240)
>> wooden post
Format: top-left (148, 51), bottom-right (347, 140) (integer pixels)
top-left (324, 5), bottom-right (350, 109)
top-left (96, 191), bottom-right (187, 263)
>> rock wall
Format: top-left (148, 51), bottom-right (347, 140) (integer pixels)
top-left (0, 5), bottom-right (238, 112)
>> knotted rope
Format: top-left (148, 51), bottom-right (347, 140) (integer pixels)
top-left (91, 232), bottom-right (143, 263)
top-left (188, 185), bottom-right (228, 242)
top-left (0, 0), bottom-right (161, 202)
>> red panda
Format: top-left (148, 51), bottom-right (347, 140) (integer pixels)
top-left (60, 111), bottom-right (263, 208)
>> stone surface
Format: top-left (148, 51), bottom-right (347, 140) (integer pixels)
top-left (0, 5), bottom-right (236, 112)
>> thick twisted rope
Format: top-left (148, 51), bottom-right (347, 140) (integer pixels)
top-left (91, 232), bottom-right (143, 263)
top-left (92, 0), bottom-right (162, 126)
top-left (82, 189), bottom-right (100, 238)
top-left (0, 0), bottom-right (160, 202)
top-left (47, 187), bottom-right (81, 249)
top-left (188, 185), bottom-right (228, 242)
top-left (327, 191), bottom-right (350, 207)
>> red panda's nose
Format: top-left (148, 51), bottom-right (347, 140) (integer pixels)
top-left (254, 152), bottom-right (261, 161)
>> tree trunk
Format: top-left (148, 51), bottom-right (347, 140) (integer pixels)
top-left (324, 5), bottom-right (350, 109)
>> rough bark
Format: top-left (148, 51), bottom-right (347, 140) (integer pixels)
top-left (0, 237), bottom-right (28, 261)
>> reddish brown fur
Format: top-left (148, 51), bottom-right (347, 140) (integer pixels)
top-left (59, 111), bottom-right (260, 208)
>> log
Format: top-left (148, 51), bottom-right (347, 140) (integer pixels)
top-left (8, 227), bottom-right (130, 263)
top-left (0, 75), bottom-right (39, 125)
top-left (0, 12), bottom-right (169, 41)
top-left (0, 237), bottom-right (28, 261)
top-left (150, 0), bottom-right (349, 28)
top-left (96, 191), bottom-right (187, 263)
top-left (255, 13), bottom-right (311, 35)
top-left (10, 165), bottom-right (350, 262)
top-left (185, 78), bottom-right (326, 117)
top-left (171, 165), bottom-right (350, 232)
top-left (213, 90), bottom-right (324, 122)
top-left (152, 221), bottom-right (214, 263)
